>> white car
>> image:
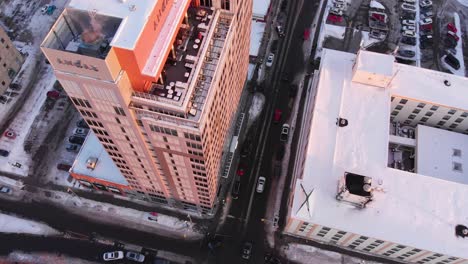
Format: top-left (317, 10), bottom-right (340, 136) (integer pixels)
top-left (333, 3), bottom-right (345, 9)
top-left (401, 25), bottom-right (416, 32)
top-left (266, 53), bottom-right (274, 67)
top-left (276, 25), bottom-right (285, 37)
top-left (402, 20), bottom-right (415, 26)
top-left (40, 5), bottom-right (49, 14)
top-left (403, 0), bottom-right (416, 3)
top-left (401, 3), bottom-right (416, 12)
top-left (280, 124), bottom-right (290, 142)
top-left (420, 0), bottom-right (432, 7)
top-left (329, 7), bottom-right (343, 16)
top-left (420, 18), bottom-right (432, 25)
top-left (126, 251), bottom-right (145, 263)
top-left (256, 176), bottom-right (266, 193)
top-left (402, 30), bottom-right (416, 38)
top-left (103, 251), bottom-right (124, 261)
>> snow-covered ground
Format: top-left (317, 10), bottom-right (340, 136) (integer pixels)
top-left (0, 212), bottom-right (60, 236)
top-left (250, 21), bottom-right (267, 57)
top-left (39, 189), bottom-right (202, 239)
top-left (247, 93), bottom-right (265, 131)
top-left (0, 0), bottom-right (69, 177)
top-left (282, 243), bottom-right (383, 264)
top-left (2, 251), bottom-right (99, 264)
top-left (440, 12), bottom-right (466, 76)
top-left (458, 0), bottom-right (468, 6)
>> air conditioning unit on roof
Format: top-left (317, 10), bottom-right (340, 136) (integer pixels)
top-left (86, 157), bottom-right (98, 170)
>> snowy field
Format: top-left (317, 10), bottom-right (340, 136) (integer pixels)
top-left (0, 212), bottom-right (59, 236)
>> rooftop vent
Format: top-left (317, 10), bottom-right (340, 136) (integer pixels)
top-left (86, 157), bottom-right (98, 170)
top-left (336, 172), bottom-right (373, 208)
top-left (456, 225), bottom-right (468, 238)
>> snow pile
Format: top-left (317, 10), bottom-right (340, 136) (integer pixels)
top-left (247, 93), bottom-right (265, 130)
top-left (282, 243), bottom-right (383, 264)
top-left (250, 21), bottom-right (266, 57)
top-left (370, 0), bottom-right (385, 10)
top-left (253, 0), bottom-right (271, 19)
top-left (4, 251), bottom-right (99, 264)
top-left (0, 213), bottom-right (60, 236)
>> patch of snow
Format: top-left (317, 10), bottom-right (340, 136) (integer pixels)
top-left (247, 93), bottom-right (265, 130)
top-left (4, 251), bottom-right (99, 264)
top-left (370, 0), bottom-right (385, 10)
top-left (325, 24), bottom-right (346, 40)
top-left (360, 31), bottom-right (383, 48)
top-left (248, 63), bottom-right (255, 81)
top-left (250, 21), bottom-right (266, 57)
top-left (458, 0), bottom-right (468, 6)
top-left (253, 0), bottom-right (271, 20)
top-left (0, 213), bottom-right (60, 236)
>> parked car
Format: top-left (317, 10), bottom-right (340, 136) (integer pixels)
top-left (266, 53), bottom-right (274, 67)
top-left (103, 251), bottom-right (124, 261)
top-left (401, 12), bottom-right (416, 20)
top-left (420, 17), bottom-right (432, 25)
top-left (232, 181), bottom-right (241, 199)
top-left (0, 149), bottom-right (9, 157)
top-left (65, 143), bottom-right (80, 152)
top-left (57, 163), bottom-right (72, 171)
top-left (46, 90), bottom-right (60, 99)
top-left (69, 136), bottom-right (85, 145)
top-left (329, 7), bottom-right (343, 16)
top-left (276, 25), bottom-right (285, 37)
top-left (447, 23), bottom-right (457, 33)
top-left (401, 25), bottom-right (416, 32)
top-left (421, 52), bottom-right (434, 62)
top-left (256, 176), bottom-right (266, 193)
top-left (420, 0), bottom-right (432, 7)
top-left (447, 31), bottom-right (459, 42)
top-left (402, 19), bottom-right (416, 26)
top-left (271, 39), bottom-right (278, 53)
top-left (421, 11), bottom-right (433, 19)
top-left (401, 3), bottom-right (416, 12)
top-left (76, 119), bottom-right (89, 129)
top-left (401, 36), bottom-right (416, 46)
top-left (402, 30), bottom-right (416, 37)
top-left (273, 109), bottom-right (282, 123)
top-left (0, 186), bottom-right (11, 194)
top-left (241, 242), bottom-right (253, 260)
top-left (126, 251), bottom-right (145, 263)
top-left (420, 23), bottom-right (433, 32)
top-left (280, 124), bottom-right (290, 142)
top-left (303, 28), bottom-right (311, 40)
top-left (444, 37), bottom-right (457, 48)
top-left (237, 165), bottom-right (245, 176)
top-left (398, 49), bottom-right (416, 58)
top-left (73, 128), bottom-right (89, 136)
top-left (421, 35), bottom-right (433, 44)
top-left (445, 54), bottom-right (460, 70)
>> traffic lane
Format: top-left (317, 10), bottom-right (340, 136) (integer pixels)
top-left (244, 190), bottom-right (269, 263)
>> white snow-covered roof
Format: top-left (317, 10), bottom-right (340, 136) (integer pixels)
top-left (416, 125), bottom-right (468, 185)
top-left (68, 0), bottom-right (158, 50)
top-left (370, 0), bottom-right (385, 10)
top-left (293, 49), bottom-right (468, 258)
top-left (253, 0), bottom-right (271, 19)
top-left (71, 133), bottom-right (128, 186)
top-left (250, 20), bottom-right (265, 57)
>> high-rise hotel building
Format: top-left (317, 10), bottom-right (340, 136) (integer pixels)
top-left (41, 0), bottom-right (251, 215)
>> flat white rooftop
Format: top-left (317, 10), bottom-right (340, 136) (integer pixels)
top-left (293, 49), bottom-right (468, 258)
top-left (71, 133), bottom-right (128, 186)
top-left (68, 0), bottom-right (158, 50)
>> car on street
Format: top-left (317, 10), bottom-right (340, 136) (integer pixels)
top-left (256, 176), bottom-right (266, 193)
top-left (273, 109), bottom-right (282, 123)
top-left (401, 25), bottom-right (416, 32)
top-left (447, 23), bottom-right (457, 33)
top-left (401, 12), bottom-right (416, 20)
top-left (241, 242), bottom-right (253, 259)
top-left (401, 36), bottom-right (416, 46)
top-left (303, 28), bottom-right (311, 40)
top-left (57, 163), bottom-right (72, 171)
top-left (232, 181), bottom-right (241, 199)
top-left (444, 54), bottom-right (461, 70)
top-left (103, 251), bottom-right (124, 261)
top-left (266, 53), bottom-right (274, 67)
top-left (46, 90), bottom-right (60, 99)
top-left (69, 136), bottom-right (85, 144)
top-left (0, 186), bottom-right (11, 194)
top-left (237, 165), bottom-right (245, 176)
top-left (421, 35), bottom-right (433, 44)
top-left (398, 49), bottom-right (416, 58)
top-left (402, 30), bottom-right (416, 38)
top-left (420, 17), bottom-right (432, 25)
top-left (445, 37), bottom-right (457, 48)
top-left (126, 251), bottom-right (145, 262)
top-left (401, 3), bottom-right (416, 12)
top-left (271, 39), bottom-right (278, 53)
top-left (76, 119), bottom-right (89, 129)
top-left (276, 25), bottom-right (285, 37)
top-left (421, 11), bottom-right (433, 19)
top-left (402, 20), bottom-right (415, 26)
top-left (73, 128), bottom-right (89, 136)
top-left (280, 124), bottom-right (290, 142)
top-left (65, 143), bottom-right (80, 152)
top-left (240, 139), bottom-right (252, 158)
top-left (0, 149), bottom-right (9, 157)
top-left (447, 31), bottom-right (459, 42)
top-left (420, 0), bottom-right (432, 7)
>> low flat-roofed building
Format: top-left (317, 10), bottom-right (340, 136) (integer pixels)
top-left (286, 49), bottom-right (468, 263)
top-left (70, 132), bottom-right (129, 195)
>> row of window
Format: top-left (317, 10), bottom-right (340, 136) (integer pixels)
top-left (186, 141), bottom-right (202, 150)
top-left (149, 124), bottom-right (178, 136)
top-left (184, 132), bottom-right (201, 141)
top-left (71, 97), bottom-right (92, 108)
top-left (80, 110), bottom-right (98, 119)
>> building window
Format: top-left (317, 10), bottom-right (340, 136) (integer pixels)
top-left (448, 109), bottom-right (457, 115)
top-left (420, 117), bottom-right (429, 122)
top-left (425, 111), bottom-right (433, 117)
top-left (412, 109), bottom-right (421, 114)
top-left (417, 103), bottom-right (426, 108)
top-left (408, 114), bottom-right (416, 120)
top-left (438, 121), bottom-right (446, 126)
top-left (455, 118), bottom-right (464, 123)
top-left (221, 0), bottom-right (230, 10)
top-left (453, 162), bottom-right (463, 172)
top-left (395, 105), bottom-right (403, 110)
top-left (443, 115), bottom-right (451, 120)
top-left (453, 149), bottom-right (462, 157)
top-left (430, 105), bottom-right (439, 111)
top-left (114, 106), bottom-right (126, 116)
top-left (400, 99), bottom-right (408, 104)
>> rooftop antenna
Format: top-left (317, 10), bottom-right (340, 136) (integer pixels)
top-left (296, 184), bottom-right (314, 217)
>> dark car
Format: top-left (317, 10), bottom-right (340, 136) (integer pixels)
top-left (66, 143), bottom-right (79, 152)
top-left (76, 119), bottom-right (89, 129)
top-left (46, 90), bottom-right (60, 99)
top-left (400, 12), bottom-right (415, 20)
top-left (240, 140), bottom-right (252, 158)
top-left (398, 49), bottom-right (415, 58)
top-left (232, 181), bottom-right (241, 199)
top-left (420, 41), bottom-right (432, 50)
top-left (241, 242), bottom-right (253, 260)
top-left (57, 163), bottom-right (72, 171)
top-left (9, 83), bottom-right (21, 90)
top-left (401, 36), bottom-right (416, 46)
top-left (0, 149), bottom-right (9, 157)
top-left (445, 37), bottom-right (457, 48)
top-left (445, 54), bottom-right (460, 70)
top-left (69, 136), bottom-right (85, 145)
top-left (271, 39), bottom-right (278, 53)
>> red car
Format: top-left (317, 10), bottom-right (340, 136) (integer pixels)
top-left (273, 109), bottom-right (282, 123)
top-left (47, 90), bottom-right (60, 99)
top-left (447, 31), bottom-right (459, 42)
top-left (327, 14), bottom-right (343, 23)
top-left (303, 29), bottom-right (310, 40)
top-left (237, 166), bottom-right (245, 176)
top-left (420, 23), bottom-right (432, 31)
top-left (447, 23), bottom-right (457, 33)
